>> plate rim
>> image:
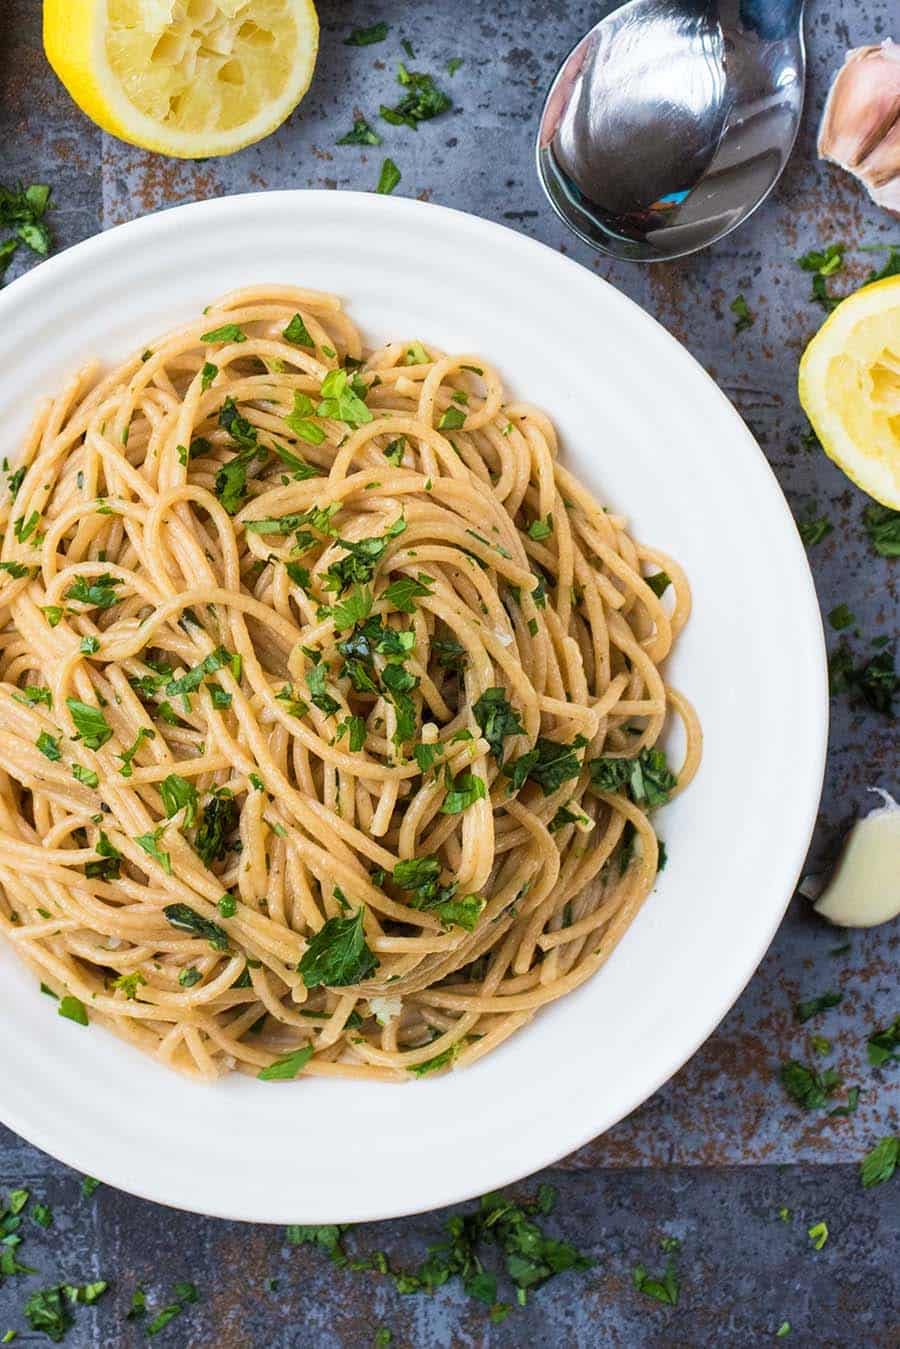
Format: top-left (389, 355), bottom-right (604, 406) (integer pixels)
top-left (0, 190), bottom-right (828, 1223)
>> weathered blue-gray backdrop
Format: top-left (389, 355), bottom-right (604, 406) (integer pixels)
top-left (1, 1), bottom-right (897, 1343)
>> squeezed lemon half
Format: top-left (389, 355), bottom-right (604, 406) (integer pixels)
top-left (799, 275), bottom-right (900, 509)
top-left (44, 0), bottom-right (319, 158)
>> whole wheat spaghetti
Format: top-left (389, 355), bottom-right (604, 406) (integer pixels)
top-left (0, 286), bottom-right (700, 1082)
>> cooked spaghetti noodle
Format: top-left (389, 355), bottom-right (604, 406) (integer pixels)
top-left (0, 286), bottom-right (701, 1082)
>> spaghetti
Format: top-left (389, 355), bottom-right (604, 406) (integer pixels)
top-left (0, 286), bottom-right (700, 1082)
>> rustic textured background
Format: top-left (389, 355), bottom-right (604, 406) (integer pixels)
top-left (1, 0), bottom-right (898, 1343)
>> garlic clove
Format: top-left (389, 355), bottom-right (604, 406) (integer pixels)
top-left (813, 790), bottom-right (900, 928)
top-left (818, 40), bottom-right (900, 213)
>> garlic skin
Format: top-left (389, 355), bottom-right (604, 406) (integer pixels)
top-left (813, 790), bottom-right (900, 928)
top-left (818, 41), bottom-right (900, 214)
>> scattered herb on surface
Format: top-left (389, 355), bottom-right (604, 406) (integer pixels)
top-left (376, 157), bottom-right (402, 195)
top-left (729, 293), bottom-right (754, 333)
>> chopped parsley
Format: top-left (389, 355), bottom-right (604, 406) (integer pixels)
top-left (794, 991), bottom-right (842, 1023)
top-left (780, 1058), bottom-right (842, 1110)
top-left (381, 63), bottom-right (452, 129)
top-left (258, 1045), bottom-right (314, 1081)
top-left (807, 1221), bottom-right (828, 1250)
top-left (71, 763), bottom-right (99, 789)
top-left (165, 646), bottom-right (236, 697)
top-left (58, 995), bottom-right (88, 1027)
top-left (200, 323), bottom-right (246, 344)
top-left (376, 158), bottom-right (402, 195)
top-left (507, 736), bottom-right (587, 796)
top-left (440, 771), bottom-right (486, 814)
top-left (797, 514), bottom-right (833, 548)
top-left (200, 361), bottom-right (217, 391)
top-left (828, 603), bottom-right (855, 631)
top-left (862, 503), bottom-right (900, 558)
top-left (867, 1016), bottom-right (900, 1068)
top-left (337, 118), bottom-right (383, 147)
top-left (473, 687), bottom-right (525, 765)
top-left (345, 21), bottom-right (389, 44)
top-left (135, 828), bottom-right (172, 875)
top-left (326, 517), bottom-right (406, 593)
top-left (729, 293), bottom-right (754, 333)
top-left (160, 774), bottom-right (199, 827)
top-left (283, 312), bottom-right (314, 348)
top-left (317, 368), bottom-right (373, 426)
top-left (306, 660), bottom-right (341, 716)
top-left (0, 182), bottom-right (53, 281)
top-left (526, 515), bottom-right (553, 541)
top-left (66, 699), bottom-right (112, 750)
top-left (195, 791), bottom-right (239, 866)
top-left (589, 748), bottom-right (677, 808)
top-left (118, 726), bottom-right (154, 778)
top-left (163, 903), bottom-right (229, 951)
top-left (299, 907), bottom-right (378, 988)
top-left (438, 406), bottom-right (466, 431)
top-left (66, 573), bottom-right (122, 610)
top-left (645, 570), bottom-right (671, 598)
top-left (36, 731), bottom-right (61, 761)
top-left (797, 242), bottom-right (845, 310)
top-left (860, 1135), bottom-right (898, 1188)
top-left (382, 573), bottom-right (433, 612)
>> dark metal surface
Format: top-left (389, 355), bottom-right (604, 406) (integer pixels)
top-left (1, 0), bottom-right (898, 1343)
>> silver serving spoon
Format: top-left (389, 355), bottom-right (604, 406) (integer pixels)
top-left (536, 0), bottom-right (806, 261)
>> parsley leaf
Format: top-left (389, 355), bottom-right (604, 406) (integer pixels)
top-left (473, 687), bottom-right (525, 765)
top-left (66, 573), bottom-right (122, 610)
top-left (798, 514), bottom-right (833, 547)
top-left (795, 991), bottom-right (842, 1023)
top-left (299, 908), bottom-right (378, 988)
top-left (729, 293), bottom-right (754, 333)
top-left (780, 1058), bottom-right (842, 1110)
top-left (860, 1135), bottom-right (899, 1189)
top-left (200, 323), bottom-right (246, 344)
top-left (376, 158), bottom-right (402, 195)
top-left (440, 771), bottom-right (486, 814)
top-left (867, 1016), bottom-right (900, 1068)
top-left (306, 661), bottom-right (341, 716)
top-left (337, 117), bottom-right (383, 147)
top-left (165, 646), bottom-right (234, 697)
top-left (381, 64), bottom-right (452, 129)
top-left (66, 699), bottom-right (112, 750)
top-left (36, 731), bottom-right (61, 761)
top-left (588, 748), bottom-right (677, 807)
top-left (57, 995), bottom-right (89, 1028)
top-left (160, 774), bottom-right (199, 827)
top-left (506, 736), bottom-right (587, 796)
top-left (382, 573), bottom-right (433, 612)
top-left (163, 903), bottom-right (230, 951)
top-left (345, 21), bottom-right (389, 45)
top-left (862, 503), bottom-right (900, 558)
top-left (135, 828), bottom-right (172, 875)
top-left (258, 1045), bottom-right (314, 1081)
top-left (283, 312), bottom-right (314, 348)
top-left (317, 369), bottom-right (373, 426)
top-left (195, 791), bottom-right (239, 867)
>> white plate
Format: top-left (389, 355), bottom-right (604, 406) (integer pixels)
top-left (0, 192), bottom-right (826, 1224)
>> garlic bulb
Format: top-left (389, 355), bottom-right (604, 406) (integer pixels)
top-left (818, 40), bottom-right (900, 214)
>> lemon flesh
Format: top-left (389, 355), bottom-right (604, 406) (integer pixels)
top-left (799, 275), bottom-right (900, 509)
top-left (44, 0), bottom-right (319, 158)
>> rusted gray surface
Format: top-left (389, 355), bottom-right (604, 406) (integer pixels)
top-left (1, 0), bottom-right (898, 1343)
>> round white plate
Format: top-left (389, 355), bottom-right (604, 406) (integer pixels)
top-left (0, 192), bottom-right (826, 1224)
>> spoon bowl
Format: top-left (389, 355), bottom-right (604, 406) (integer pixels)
top-left (537, 0), bottom-right (806, 261)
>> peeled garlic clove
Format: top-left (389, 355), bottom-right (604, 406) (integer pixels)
top-left (818, 40), bottom-right (900, 213)
top-left (814, 790), bottom-right (900, 927)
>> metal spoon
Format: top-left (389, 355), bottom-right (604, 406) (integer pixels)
top-left (536, 0), bottom-right (806, 262)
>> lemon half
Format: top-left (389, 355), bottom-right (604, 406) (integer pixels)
top-left (799, 275), bottom-right (900, 509)
top-left (44, 0), bottom-right (319, 159)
